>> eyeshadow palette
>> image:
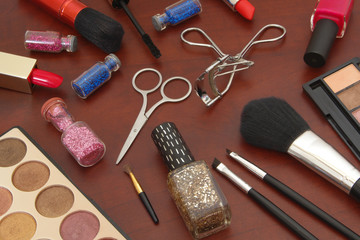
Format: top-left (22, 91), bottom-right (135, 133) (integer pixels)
top-left (0, 126), bottom-right (130, 240)
top-left (303, 57), bottom-right (360, 161)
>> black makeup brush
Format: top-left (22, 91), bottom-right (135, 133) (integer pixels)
top-left (240, 97), bottom-right (360, 201)
top-left (227, 149), bottom-right (360, 240)
top-left (29, 0), bottom-right (124, 53)
top-left (212, 158), bottom-right (318, 240)
top-left (123, 164), bottom-right (159, 224)
top-left (109, 0), bottom-right (161, 58)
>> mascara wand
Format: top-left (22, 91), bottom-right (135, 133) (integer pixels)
top-left (109, 0), bottom-right (161, 58)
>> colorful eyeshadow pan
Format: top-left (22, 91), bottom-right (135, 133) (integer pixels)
top-left (0, 127), bottom-right (130, 240)
top-left (0, 187), bottom-right (12, 216)
top-left (0, 138), bottom-right (26, 167)
top-left (303, 57), bottom-right (360, 161)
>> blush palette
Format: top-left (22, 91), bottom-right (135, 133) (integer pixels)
top-left (303, 57), bottom-right (360, 161)
top-left (0, 126), bottom-right (129, 240)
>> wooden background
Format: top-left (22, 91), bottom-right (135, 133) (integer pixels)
top-left (1, 0), bottom-right (360, 239)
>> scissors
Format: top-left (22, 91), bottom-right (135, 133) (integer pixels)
top-left (116, 68), bottom-right (192, 164)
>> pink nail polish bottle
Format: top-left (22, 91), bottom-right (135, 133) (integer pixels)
top-left (304, 0), bottom-right (354, 68)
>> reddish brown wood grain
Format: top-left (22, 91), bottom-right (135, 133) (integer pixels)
top-left (1, 0), bottom-right (360, 239)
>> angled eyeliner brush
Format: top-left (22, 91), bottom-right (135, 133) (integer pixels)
top-left (226, 149), bottom-right (360, 240)
top-left (212, 158), bottom-right (318, 240)
top-left (123, 164), bottom-right (159, 224)
top-left (108, 0), bottom-right (161, 58)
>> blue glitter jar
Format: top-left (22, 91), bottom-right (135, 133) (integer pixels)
top-left (71, 53), bottom-right (121, 99)
top-left (152, 0), bottom-right (202, 31)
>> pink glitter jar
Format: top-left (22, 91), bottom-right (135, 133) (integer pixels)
top-left (41, 97), bottom-right (105, 167)
top-left (25, 30), bottom-right (77, 53)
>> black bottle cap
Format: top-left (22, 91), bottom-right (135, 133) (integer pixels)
top-left (304, 19), bottom-right (339, 68)
top-left (151, 122), bottom-right (195, 172)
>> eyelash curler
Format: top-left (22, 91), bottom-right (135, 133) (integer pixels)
top-left (180, 24), bottom-right (286, 107)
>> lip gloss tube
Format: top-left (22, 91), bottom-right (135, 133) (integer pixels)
top-left (304, 0), bottom-right (354, 68)
top-left (0, 51), bottom-right (63, 93)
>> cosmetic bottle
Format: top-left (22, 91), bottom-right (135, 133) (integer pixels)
top-left (71, 54), bottom-right (121, 99)
top-left (0, 51), bottom-right (63, 93)
top-left (304, 0), bottom-right (354, 68)
top-left (41, 97), bottom-right (106, 167)
top-left (151, 122), bottom-right (231, 239)
top-left (24, 30), bottom-right (77, 53)
top-left (152, 0), bottom-right (202, 31)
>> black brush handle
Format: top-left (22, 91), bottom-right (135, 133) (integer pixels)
top-left (264, 174), bottom-right (360, 239)
top-left (248, 188), bottom-right (318, 240)
top-left (350, 179), bottom-right (360, 202)
top-left (139, 192), bottom-right (159, 224)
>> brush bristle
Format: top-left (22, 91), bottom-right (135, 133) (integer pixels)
top-left (212, 158), bottom-right (222, 169)
top-left (74, 8), bottom-right (124, 53)
top-left (240, 97), bottom-right (310, 153)
top-left (123, 164), bottom-right (132, 174)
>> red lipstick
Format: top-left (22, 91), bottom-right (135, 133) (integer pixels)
top-left (0, 51), bottom-right (63, 94)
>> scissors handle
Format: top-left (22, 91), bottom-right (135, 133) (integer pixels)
top-left (132, 68), bottom-right (162, 95)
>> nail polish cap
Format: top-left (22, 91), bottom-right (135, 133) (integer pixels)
top-left (235, 0), bottom-right (255, 20)
top-left (304, 18), bottom-right (338, 68)
top-left (151, 122), bottom-right (195, 172)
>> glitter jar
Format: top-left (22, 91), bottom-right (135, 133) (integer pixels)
top-left (151, 122), bottom-right (231, 239)
top-left (41, 97), bottom-right (106, 167)
top-left (71, 54), bottom-right (121, 99)
top-left (152, 0), bottom-right (202, 31)
top-left (24, 30), bottom-right (77, 53)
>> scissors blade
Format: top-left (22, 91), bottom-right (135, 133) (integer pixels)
top-left (116, 114), bottom-right (148, 164)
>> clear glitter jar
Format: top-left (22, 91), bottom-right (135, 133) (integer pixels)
top-left (152, 0), bottom-right (202, 31)
top-left (41, 97), bottom-right (106, 167)
top-left (71, 54), bottom-right (121, 99)
top-left (24, 30), bottom-right (77, 53)
top-left (151, 122), bottom-right (231, 239)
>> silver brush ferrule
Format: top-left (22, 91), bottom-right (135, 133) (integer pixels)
top-left (216, 162), bottom-right (252, 193)
top-left (228, 152), bottom-right (267, 179)
top-left (288, 130), bottom-right (360, 193)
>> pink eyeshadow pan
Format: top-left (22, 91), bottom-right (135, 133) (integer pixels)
top-left (352, 108), bottom-right (360, 123)
top-left (0, 187), bottom-right (12, 216)
top-left (60, 210), bottom-right (100, 240)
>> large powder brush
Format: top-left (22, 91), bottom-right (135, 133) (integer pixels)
top-left (29, 0), bottom-right (124, 53)
top-left (240, 97), bottom-right (360, 201)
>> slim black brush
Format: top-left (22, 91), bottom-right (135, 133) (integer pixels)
top-left (109, 0), bottom-right (161, 58)
top-left (123, 163), bottom-right (159, 224)
top-left (240, 97), bottom-right (360, 201)
top-left (212, 158), bottom-right (318, 240)
top-left (30, 0), bottom-right (124, 53)
top-left (227, 149), bottom-right (360, 240)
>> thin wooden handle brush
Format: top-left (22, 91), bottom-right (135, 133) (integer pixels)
top-left (29, 0), bottom-right (124, 53)
top-left (240, 97), bottom-right (360, 201)
top-left (227, 149), bottom-right (360, 240)
top-left (212, 158), bottom-right (318, 240)
top-left (123, 164), bottom-right (159, 224)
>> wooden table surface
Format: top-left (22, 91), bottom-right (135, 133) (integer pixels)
top-left (1, 0), bottom-right (360, 239)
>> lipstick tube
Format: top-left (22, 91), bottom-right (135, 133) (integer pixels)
top-left (222, 0), bottom-right (255, 20)
top-left (0, 52), bottom-right (63, 94)
top-left (304, 0), bottom-right (354, 67)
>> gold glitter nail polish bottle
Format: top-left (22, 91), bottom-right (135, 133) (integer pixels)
top-left (151, 122), bottom-right (231, 239)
